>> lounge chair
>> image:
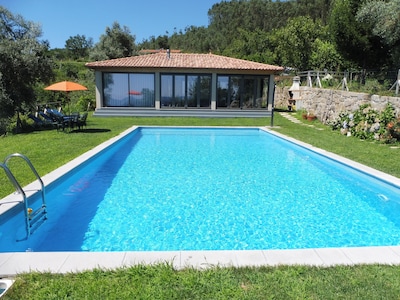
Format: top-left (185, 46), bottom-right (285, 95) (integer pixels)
top-left (38, 112), bottom-right (58, 128)
top-left (28, 113), bottom-right (44, 128)
top-left (45, 109), bottom-right (72, 131)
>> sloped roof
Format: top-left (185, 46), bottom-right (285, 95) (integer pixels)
top-left (85, 52), bottom-right (283, 72)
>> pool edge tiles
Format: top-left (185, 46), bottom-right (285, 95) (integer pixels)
top-left (2, 246), bottom-right (400, 275)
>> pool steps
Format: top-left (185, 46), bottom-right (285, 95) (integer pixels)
top-left (0, 153), bottom-right (47, 240)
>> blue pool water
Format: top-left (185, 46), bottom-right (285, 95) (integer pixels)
top-left (1, 127), bottom-right (400, 252)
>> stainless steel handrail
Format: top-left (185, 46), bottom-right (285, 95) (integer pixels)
top-left (2, 153), bottom-right (47, 239)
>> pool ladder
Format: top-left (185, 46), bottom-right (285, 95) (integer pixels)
top-left (0, 153), bottom-right (47, 240)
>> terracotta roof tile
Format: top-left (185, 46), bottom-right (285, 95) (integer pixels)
top-left (85, 53), bottom-right (283, 72)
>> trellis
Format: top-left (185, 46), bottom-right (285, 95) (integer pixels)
top-left (389, 69), bottom-right (400, 95)
top-left (297, 69), bottom-right (400, 94)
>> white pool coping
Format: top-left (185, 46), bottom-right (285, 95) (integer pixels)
top-left (1, 126), bottom-right (400, 277)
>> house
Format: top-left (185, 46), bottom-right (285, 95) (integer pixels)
top-left (85, 50), bottom-right (283, 118)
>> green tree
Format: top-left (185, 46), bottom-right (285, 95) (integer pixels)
top-left (138, 35), bottom-right (158, 50)
top-left (356, 0), bottom-right (400, 68)
top-left (270, 16), bottom-right (326, 70)
top-left (89, 22), bottom-right (136, 61)
top-left (207, 0), bottom-right (249, 53)
top-left (178, 26), bottom-right (211, 53)
top-left (0, 6), bottom-right (53, 130)
top-left (329, 0), bottom-right (387, 69)
top-left (155, 34), bottom-right (169, 49)
top-left (207, 0), bottom-right (297, 46)
top-left (65, 34), bottom-right (93, 60)
top-left (310, 39), bottom-right (344, 70)
top-left (223, 28), bottom-right (275, 63)
top-left (295, 0), bottom-right (331, 24)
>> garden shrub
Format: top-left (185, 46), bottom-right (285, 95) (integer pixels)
top-left (386, 118), bottom-right (400, 143)
top-left (329, 103), bottom-right (399, 143)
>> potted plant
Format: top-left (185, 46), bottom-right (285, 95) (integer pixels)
top-left (307, 113), bottom-right (317, 121)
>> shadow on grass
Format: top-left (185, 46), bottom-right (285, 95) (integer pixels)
top-left (70, 128), bottom-right (111, 133)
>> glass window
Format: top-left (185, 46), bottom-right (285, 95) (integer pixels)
top-left (161, 74), bottom-right (211, 108)
top-left (261, 77), bottom-right (269, 108)
top-left (174, 75), bottom-right (186, 107)
top-left (217, 75), bottom-right (269, 109)
top-left (243, 77), bottom-right (256, 108)
top-left (187, 76), bottom-right (198, 107)
top-left (129, 74), bottom-right (155, 107)
top-left (230, 76), bottom-right (241, 108)
top-left (217, 76), bottom-right (229, 108)
top-left (199, 76), bottom-right (211, 108)
top-left (103, 73), bottom-right (129, 107)
top-left (161, 75), bottom-right (173, 107)
top-left (103, 73), bottom-right (154, 107)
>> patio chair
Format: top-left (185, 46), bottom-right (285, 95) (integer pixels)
top-left (74, 112), bottom-right (88, 130)
top-left (69, 112), bottom-right (80, 130)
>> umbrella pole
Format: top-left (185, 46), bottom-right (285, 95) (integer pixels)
top-left (67, 92), bottom-right (71, 115)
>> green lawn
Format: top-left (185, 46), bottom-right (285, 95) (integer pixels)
top-left (2, 112), bottom-right (400, 299)
top-left (5, 264), bottom-right (400, 299)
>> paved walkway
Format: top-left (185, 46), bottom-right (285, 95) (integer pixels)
top-left (279, 112), bottom-right (303, 124)
top-left (279, 112), bottom-right (324, 130)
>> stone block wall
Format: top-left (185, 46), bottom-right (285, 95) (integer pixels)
top-left (274, 86), bottom-right (400, 124)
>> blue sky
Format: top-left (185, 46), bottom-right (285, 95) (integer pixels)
top-left (1, 0), bottom-right (221, 49)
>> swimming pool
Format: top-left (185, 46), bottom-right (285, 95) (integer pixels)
top-left (1, 127), bottom-right (400, 253)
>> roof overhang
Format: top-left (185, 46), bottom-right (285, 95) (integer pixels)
top-left (85, 52), bottom-right (284, 75)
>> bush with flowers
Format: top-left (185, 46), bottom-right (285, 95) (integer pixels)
top-left (386, 118), bottom-right (400, 143)
top-left (329, 103), bottom-right (399, 143)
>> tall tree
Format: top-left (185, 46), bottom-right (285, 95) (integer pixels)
top-left (65, 34), bottom-right (93, 60)
top-left (207, 0), bottom-right (293, 53)
top-left (356, 0), bottom-right (400, 67)
top-left (310, 39), bottom-right (344, 70)
top-left (270, 16), bottom-right (326, 70)
top-left (0, 7), bottom-right (53, 121)
top-left (89, 22), bottom-right (136, 61)
top-left (329, 0), bottom-right (387, 69)
top-left (294, 0), bottom-right (331, 24)
top-left (207, 0), bottom-right (249, 53)
top-left (222, 28), bottom-right (275, 63)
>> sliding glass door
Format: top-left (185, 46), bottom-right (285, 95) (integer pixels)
top-left (161, 74), bottom-right (211, 108)
top-left (103, 73), bottom-right (155, 107)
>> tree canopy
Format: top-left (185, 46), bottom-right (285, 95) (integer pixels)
top-left (356, 0), bottom-right (400, 65)
top-left (1, 0), bottom-right (400, 134)
top-left (65, 34), bottom-right (93, 60)
top-left (0, 6), bottom-right (53, 120)
top-left (137, 0), bottom-right (399, 71)
top-left (89, 22), bottom-right (136, 61)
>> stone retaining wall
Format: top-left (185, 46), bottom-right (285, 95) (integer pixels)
top-left (274, 86), bottom-right (400, 124)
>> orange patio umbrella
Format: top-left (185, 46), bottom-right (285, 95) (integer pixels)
top-left (44, 80), bottom-right (88, 92)
top-left (44, 81), bottom-right (88, 114)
